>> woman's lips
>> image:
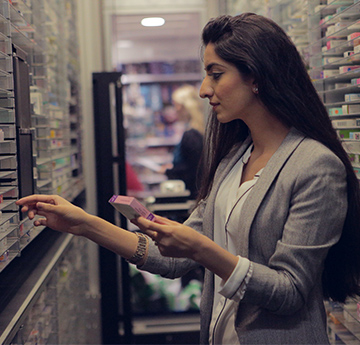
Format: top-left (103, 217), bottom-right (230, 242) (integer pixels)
top-left (210, 102), bottom-right (219, 111)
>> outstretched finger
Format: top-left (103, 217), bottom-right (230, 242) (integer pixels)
top-left (16, 195), bottom-right (57, 206)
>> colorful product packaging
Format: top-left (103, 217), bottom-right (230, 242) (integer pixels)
top-left (329, 107), bottom-right (343, 116)
top-left (322, 69), bottom-right (340, 78)
top-left (342, 104), bottom-right (360, 114)
top-left (332, 119), bottom-right (357, 128)
top-left (109, 195), bottom-right (155, 221)
top-left (0, 251), bottom-right (9, 262)
top-left (347, 32), bottom-right (360, 41)
top-left (339, 65), bottom-right (360, 74)
top-left (344, 93), bottom-right (360, 102)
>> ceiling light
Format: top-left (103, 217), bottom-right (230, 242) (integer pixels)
top-left (141, 17), bottom-right (165, 27)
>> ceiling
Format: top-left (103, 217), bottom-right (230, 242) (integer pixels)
top-left (111, 12), bottom-right (202, 63)
top-left (112, 12), bottom-right (202, 41)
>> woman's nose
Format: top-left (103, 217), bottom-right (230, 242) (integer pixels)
top-left (199, 77), bottom-right (212, 99)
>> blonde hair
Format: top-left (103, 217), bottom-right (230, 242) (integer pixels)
top-left (172, 84), bottom-right (205, 134)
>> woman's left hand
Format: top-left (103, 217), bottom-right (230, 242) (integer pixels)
top-left (131, 215), bottom-right (204, 259)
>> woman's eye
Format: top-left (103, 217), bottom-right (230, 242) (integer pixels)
top-left (211, 73), bottom-right (222, 80)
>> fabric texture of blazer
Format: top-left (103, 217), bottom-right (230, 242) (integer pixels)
top-left (140, 127), bottom-right (348, 344)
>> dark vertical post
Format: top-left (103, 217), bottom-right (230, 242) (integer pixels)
top-left (92, 72), bottom-right (132, 344)
top-left (13, 44), bottom-right (35, 220)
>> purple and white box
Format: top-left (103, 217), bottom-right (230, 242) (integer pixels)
top-left (109, 195), bottom-right (155, 221)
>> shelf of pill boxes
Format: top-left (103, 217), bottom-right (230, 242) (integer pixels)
top-left (42, 0), bottom-right (69, 109)
top-left (3, 0), bottom-right (43, 56)
top-left (66, 6), bottom-right (84, 195)
top-left (38, 1), bottom-right (80, 201)
top-left (4, 234), bottom-right (95, 345)
top-left (0, 200), bottom-right (35, 268)
top-left (11, 274), bottom-right (59, 345)
top-left (225, 0), bottom-right (268, 17)
top-left (314, 86), bottom-right (360, 180)
top-left (307, 2), bottom-right (360, 179)
top-left (325, 298), bottom-right (360, 344)
top-left (306, 2), bottom-right (360, 342)
top-left (267, 0), bottom-right (310, 56)
top-left (35, 105), bottom-right (72, 195)
top-left (0, 0), bottom-right (21, 272)
top-left (308, 1), bottom-right (360, 81)
top-left (0, 9), bottom-right (13, 96)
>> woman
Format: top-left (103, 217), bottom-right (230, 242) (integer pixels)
top-left (17, 13), bottom-right (360, 344)
top-left (165, 84), bottom-right (205, 198)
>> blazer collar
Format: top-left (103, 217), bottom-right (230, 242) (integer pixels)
top-left (236, 127), bottom-right (306, 257)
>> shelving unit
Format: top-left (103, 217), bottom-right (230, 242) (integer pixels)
top-left (0, 231), bottom-right (97, 345)
top-left (0, 0), bottom-right (94, 344)
top-left (0, 0), bottom-right (86, 272)
top-left (30, 0), bottom-right (84, 201)
top-left (0, 0), bottom-right (23, 269)
top-left (326, 298), bottom-right (360, 344)
top-left (308, 0), bottom-right (360, 199)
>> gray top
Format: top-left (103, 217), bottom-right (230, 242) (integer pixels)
top-left (140, 127), bottom-right (347, 344)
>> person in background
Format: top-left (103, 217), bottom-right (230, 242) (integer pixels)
top-left (16, 13), bottom-right (360, 345)
top-left (164, 84), bottom-right (205, 199)
top-left (125, 161), bottom-right (144, 194)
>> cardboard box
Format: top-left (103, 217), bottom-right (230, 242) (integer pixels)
top-left (329, 107), bottom-right (343, 116)
top-left (342, 104), bottom-right (360, 114)
top-left (109, 195), bottom-right (155, 221)
top-left (339, 65), bottom-right (360, 73)
top-left (347, 32), bottom-right (360, 41)
top-left (322, 69), bottom-right (340, 78)
top-left (332, 119), bottom-right (357, 128)
top-left (345, 93), bottom-right (360, 101)
top-left (326, 39), bottom-right (346, 50)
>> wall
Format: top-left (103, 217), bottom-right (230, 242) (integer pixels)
top-left (76, 0), bottom-right (105, 297)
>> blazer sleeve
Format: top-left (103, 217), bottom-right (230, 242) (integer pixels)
top-left (241, 150), bottom-right (348, 315)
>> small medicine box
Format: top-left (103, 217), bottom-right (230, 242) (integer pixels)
top-left (109, 195), bottom-right (155, 221)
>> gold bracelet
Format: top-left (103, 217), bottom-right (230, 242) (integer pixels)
top-left (127, 232), bottom-right (148, 264)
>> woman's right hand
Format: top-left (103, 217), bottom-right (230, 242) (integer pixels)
top-left (16, 194), bottom-right (90, 236)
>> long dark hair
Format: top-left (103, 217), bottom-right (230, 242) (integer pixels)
top-left (197, 13), bottom-right (360, 303)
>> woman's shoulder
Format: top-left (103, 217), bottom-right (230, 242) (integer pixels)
top-left (292, 136), bottom-right (345, 174)
top-left (299, 136), bottom-right (340, 157)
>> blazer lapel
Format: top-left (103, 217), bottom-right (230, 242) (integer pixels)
top-left (236, 128), bottom-right (306, 257)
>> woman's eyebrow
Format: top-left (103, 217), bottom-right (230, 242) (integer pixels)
top-left (204, 63), bottom-right (224, 71)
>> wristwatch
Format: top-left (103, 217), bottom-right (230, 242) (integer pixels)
top-left (127, 232), bottom-right (147, 264)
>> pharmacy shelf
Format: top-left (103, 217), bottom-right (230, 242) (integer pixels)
top-left (0, 230), bottom-right (73, 344)
top-left (308, 0), bottom-right (360, 341)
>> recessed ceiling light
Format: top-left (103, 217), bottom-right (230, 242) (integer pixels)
top-left (141, 17), bottom-right (165, 27)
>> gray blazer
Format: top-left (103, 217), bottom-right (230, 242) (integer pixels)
top-left (141, 128), bottom-right (348, 344)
